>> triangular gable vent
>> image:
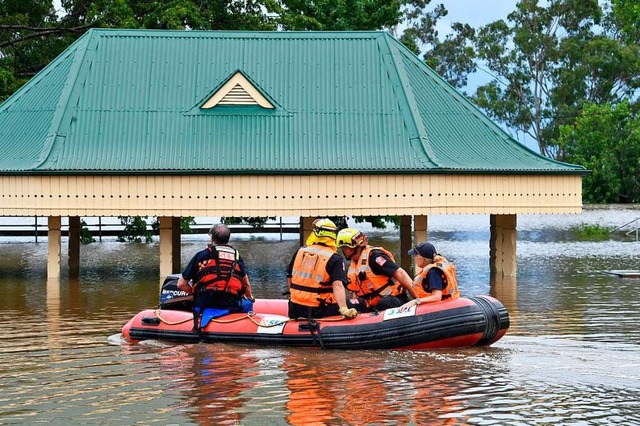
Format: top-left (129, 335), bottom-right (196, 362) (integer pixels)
top-left (202, 71), bottom-right (274, 109)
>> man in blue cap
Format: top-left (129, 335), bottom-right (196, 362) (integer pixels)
top-left (401, 242), bottom-right (460, 309)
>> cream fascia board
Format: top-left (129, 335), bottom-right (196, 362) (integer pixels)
top-left (202, 72), bottom-right (274, 109)
top-left (1, 174), bottom-right (583, 216)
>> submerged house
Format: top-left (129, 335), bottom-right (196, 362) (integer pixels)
top-left (0, 30), bottom-right (585, 280)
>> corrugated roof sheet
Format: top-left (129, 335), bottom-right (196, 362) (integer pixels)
top-left (0, 29), bottom-right (585, 175)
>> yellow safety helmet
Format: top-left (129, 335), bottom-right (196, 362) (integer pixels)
top-left (336, 228), bottom-right (368, 248)
top-left (312, 218), bottom-right (338, 240)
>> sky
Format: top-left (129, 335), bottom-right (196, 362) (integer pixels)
top-left (437, 1), bottom-right (519, 30)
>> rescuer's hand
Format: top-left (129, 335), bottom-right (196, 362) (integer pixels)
top-left (339, 306), bottom-right (358, 319)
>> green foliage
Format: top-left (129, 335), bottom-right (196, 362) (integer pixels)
top-left (180, 216), bottom-right (196, 233)
top-left (612, 0), bottom-right (640, 43)
top-left (472, 0), bottom-right (608, 157)
top-left (117, 215), bottom-right (153, 243)
top-left (354, 215), bottom-right (399, 229)
top-left (149, 216), bottom-right (195, 234)
top-left (556, 101), bottom-right (640, 203)
top-left (79, 219), bottom-right (95, 244)
top-left (395, 2), bottom-right (477, 88)
top-left (572, 222), bottom-right (611, 240)
top-left (273, 0), bottom-right (402, 30)
top-left (221, 217), bottom-right (276, 228)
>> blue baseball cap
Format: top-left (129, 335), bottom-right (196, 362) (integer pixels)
top-left (408, 242), bottom-right (436, 259)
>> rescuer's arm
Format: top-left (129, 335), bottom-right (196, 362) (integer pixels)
top-left (177, 275), bottom-right (193, 294)
top-left (243, 275), bottom-right (255, 302)
top-left (392, 267), bottom-right (419, 299)
top-left (333, 281), bottom-right (358, 318)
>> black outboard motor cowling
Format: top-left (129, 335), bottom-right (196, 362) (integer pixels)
top-left (159, 274), bottom-right (193, 311)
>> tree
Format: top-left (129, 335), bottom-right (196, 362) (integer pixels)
top-left (556, 101), bottom-right (640, 203)
top-left (612, 0), bottom-right (640, 42)
top-left (470, 0), bottom-right (640, 158)
top-left (1, 0), bottom-right (84, 101)
top-left (0, 0), bottom-right (282, 102)
top-left (272, 0), bottom-right (403, 30)
top-left (393, 1), bottom-right (477, 89)
top-left (471, 0), bottom-right (601, 157)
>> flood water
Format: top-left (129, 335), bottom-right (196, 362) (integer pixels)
top-left (1, 206), bottom-right (639, 425)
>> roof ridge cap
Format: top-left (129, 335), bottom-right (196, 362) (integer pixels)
top-left (33, 32), bottom-right (94, 169)
top-left (381, 34), bottom-right (440, 167)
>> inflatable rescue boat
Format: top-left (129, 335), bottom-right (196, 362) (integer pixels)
top-left (122, 276), bottom-right (509, 350)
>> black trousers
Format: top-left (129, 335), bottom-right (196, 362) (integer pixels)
top-left (351, 293), bottom-right (409, 313)
top-left (288, 301), bottom-right (341, 319)
top-left (194, 291), bottom-right (243, 313)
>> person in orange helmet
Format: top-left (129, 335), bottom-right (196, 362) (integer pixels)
top-left (287, 218), bottom-right (358, 319)
top-left (337, 228), bottom-right (419, 312)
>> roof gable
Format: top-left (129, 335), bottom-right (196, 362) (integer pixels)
top-left (202, 71), bottom-right (275, 109)
top-left (0, 29), bottom-right (585, 175)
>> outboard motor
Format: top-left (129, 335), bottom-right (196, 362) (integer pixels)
top-left (159, 274), bottom-right (193, 311)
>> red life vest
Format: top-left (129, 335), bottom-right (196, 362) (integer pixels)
top-left (194, 245), bottom-right (245, 296)
top-left (346, 246), bottom-right (403, 307)
top-left (289, 245), bottom-right (337, 308)
top-left (413, 255), bottom-right (460, 300)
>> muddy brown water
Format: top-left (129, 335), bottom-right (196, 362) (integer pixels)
top-left (1, 206), bottom-right (639, 424)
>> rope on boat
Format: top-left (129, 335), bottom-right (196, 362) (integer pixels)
top-left (153, 309), bottom-right (193, 325)
top-left (153, 309), bottom-right (351, 327)
top-left (208, 313), bottom-right (349, 325)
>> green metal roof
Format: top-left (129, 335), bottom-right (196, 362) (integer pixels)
top-left (0, 29), bottom-right (585, 175)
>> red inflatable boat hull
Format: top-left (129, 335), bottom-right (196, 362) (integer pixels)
top-left (122, 296), bottom-right (509, 350)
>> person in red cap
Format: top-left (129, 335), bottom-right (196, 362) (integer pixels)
top-left (401, 242), bottom-right (460, 310)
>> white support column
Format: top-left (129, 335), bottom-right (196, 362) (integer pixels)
top-left (490, 274), bottom-right (518, 314)
top-left (300, 217), bottom-right (315, 246)
top-left (47, 216), bottom-right (62, 279)
top-left (490, 214), bottom-right (517, 278)
top-left (400, 215), bottom-right (412, 273)
top-left (172, 217), bottom-right (182, 273)
top-left (46, 278), bottom-right (62, 354)
top-left (68, 216), bottom-right (80, 278)
top-left (490, 215), bottom-right (499, 275)
top-left (413, 215), bottom-right (428, 274)
top-left (159, 216), bottom-right (181, 285)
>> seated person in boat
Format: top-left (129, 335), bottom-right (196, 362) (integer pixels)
top-left (336, 228), bottom-right (419, 312)
top-left (177, 223), bottom-right (255, 316)
top-left (401, 242), bottom-right (460, 310)
top-left (287, 218), bottom-right (359, 320)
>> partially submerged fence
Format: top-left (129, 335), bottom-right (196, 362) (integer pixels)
top-left (0, 217), bottom-right (300, 242)
top-left (612, 216), bottom-right (640, 242)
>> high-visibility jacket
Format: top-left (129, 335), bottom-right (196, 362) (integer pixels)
top-left (347, 246), bottom-right (403, 307)
top-left (413, 255), bottom-right (460, 300)
top-left (194, 245), bottom-right (245, 296)
top-left (289, 244), bottom-right (336, 307)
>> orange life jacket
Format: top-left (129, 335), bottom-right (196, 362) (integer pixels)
top-left (194, 245), bottom-right (245, 296)
top-left (347, 246), bottom-right (403, 307)
top-left (413, 255), bottom-right (460, 300)
top-left (289, 244), bottom-right (337, 307)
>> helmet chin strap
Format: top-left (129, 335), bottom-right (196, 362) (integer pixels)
top-left (343, 245), bottom-right (363, 261)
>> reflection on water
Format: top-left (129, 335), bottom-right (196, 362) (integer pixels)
top-left (1, 206), bottom-right (639, 424)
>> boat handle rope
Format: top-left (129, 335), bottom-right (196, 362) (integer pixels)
top-left (152, 309), bottom-right (352, 327)
top-left (153, 309), bottom-right (193, 325)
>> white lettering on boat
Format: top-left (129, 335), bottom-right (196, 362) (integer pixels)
top-left (257, 315), bottom-right (289, 334)
top-left (383, 306), bottom-right (416, 321)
